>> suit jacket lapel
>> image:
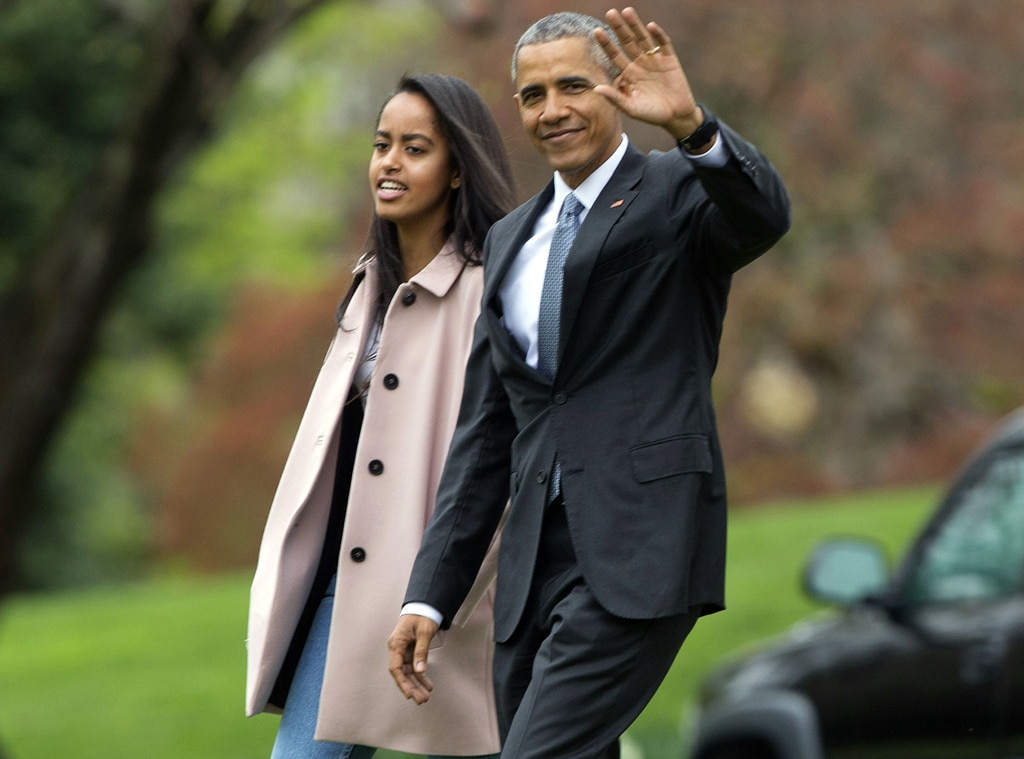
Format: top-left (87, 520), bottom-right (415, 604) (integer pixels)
top-left (557, 146), bottom-right (645, 371)
top-left (482, 185), bottom-right (553, 371)
top-left (482, 147), bottom-right (645, 378)
top-left (484, 183), bottom-right (553, 303)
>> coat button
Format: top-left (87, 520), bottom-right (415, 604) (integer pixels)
top-left (553, 392), bottom-right (567, 405)
top-left (402, 291), bottom-right (416, 306)
top-left (536, 470), bottom-right (547, 484)
top-left (350, 547), bottom-right (366, 562)
top-left (383, 373), bottom-right (399, 390)
top-left (368, 459), bottom-right (384, 475)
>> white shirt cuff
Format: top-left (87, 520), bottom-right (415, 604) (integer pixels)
top-left (401, 602), bottom-right (444, 626)
top-left (682, 134), bottom-right (728, 168)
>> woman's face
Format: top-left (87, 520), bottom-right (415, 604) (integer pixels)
top-left (369, 91), bottom-right (459, 234)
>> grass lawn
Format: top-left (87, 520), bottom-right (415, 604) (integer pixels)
top-left (0, 486), bottom-right (937, 759)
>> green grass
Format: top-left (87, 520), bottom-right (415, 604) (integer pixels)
top-left (0, 486), bottom-right (938, 759)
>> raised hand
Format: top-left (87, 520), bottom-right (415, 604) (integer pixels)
top-left (593, 7), bottom-right (703, 141)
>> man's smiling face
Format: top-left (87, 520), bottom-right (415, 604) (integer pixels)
top-left (514, 37), bottom-right (623, 189)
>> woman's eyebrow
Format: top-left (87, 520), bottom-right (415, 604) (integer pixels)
top-left (375, 129), bottom-right (436, 145)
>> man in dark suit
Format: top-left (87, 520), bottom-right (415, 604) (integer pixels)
top-left (388, 7), bottom-right (791, 757)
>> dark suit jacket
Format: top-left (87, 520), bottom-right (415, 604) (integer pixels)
top-left (405, 121), bottom-right (791, 643)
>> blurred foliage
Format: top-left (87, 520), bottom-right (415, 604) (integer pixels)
top-left (13, 0), bottom-right (438, 589)
top-left (8, 0), bottom-right (1024, 587)
top-left (0, 0), bottom-right (146, 286)
top-left (152, 0), bottom-right (1024, 574)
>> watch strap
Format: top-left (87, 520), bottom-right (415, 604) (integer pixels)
top-left (678, 104), bottom-right (719, 153)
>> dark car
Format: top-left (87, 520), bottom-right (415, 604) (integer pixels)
top-left (688, 407), bottom-right (1024, 759)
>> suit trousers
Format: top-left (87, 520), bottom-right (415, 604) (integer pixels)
top-left (493, 498), bottom-right (701, 758)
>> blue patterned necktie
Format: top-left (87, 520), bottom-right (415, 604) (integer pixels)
top-left (537, 193), bottom-right (582, 503)
top-left (537, 193), bottom-right (583, 379)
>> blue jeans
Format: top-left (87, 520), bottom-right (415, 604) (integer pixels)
top-left (270, 574), bottom-right (498, 759)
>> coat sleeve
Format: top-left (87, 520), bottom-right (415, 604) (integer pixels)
top-left (403, 310), bottom-right (517, 628)
top-left (450, 502), bottom-right (507, 629)
top-left (683, 119), bottom-right (792, 274)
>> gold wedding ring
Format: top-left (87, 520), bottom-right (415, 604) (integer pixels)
top-left (643, 45), bottom-right (661, 56)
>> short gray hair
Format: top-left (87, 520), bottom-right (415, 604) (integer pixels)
top-left (510, 12), bottom-right (620, 86)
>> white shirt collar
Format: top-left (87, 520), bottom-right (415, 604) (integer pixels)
top-left (550, 134), bottom-right (629, 217)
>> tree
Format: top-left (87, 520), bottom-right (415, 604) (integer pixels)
top-left (0, 0), bottom-right (335, 603)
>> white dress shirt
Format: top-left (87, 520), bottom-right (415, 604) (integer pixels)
top-left (498, 135), bottom-right (629, 369)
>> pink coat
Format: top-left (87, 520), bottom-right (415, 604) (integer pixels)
top-left (246, 244), bottom-right (500, 755)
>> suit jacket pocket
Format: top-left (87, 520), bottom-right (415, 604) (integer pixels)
top-left (590, 240), bottom-right (656, 282)
top-left (629, 435), bottom-right (712, 483)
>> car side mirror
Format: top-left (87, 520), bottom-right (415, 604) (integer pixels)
top-left (802, 537), bottom-right (889, 606)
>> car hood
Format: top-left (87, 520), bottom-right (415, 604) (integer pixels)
top-left (700, 603), bottom-right (899, 704)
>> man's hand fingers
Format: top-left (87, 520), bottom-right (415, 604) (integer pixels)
top-left (595, 8), bottom-right (696, 129)
top-left (396, 658), bottom-right (435, 705)
top-left (593, 26), bottom-right (622, 66)
top-left (387, 615), bottom-right (438, 705)
top-left (643, 22), bottom-right (676, 60)
top-left (413, 623), bottom-right (434, 674)
top-left (619, 7), bottom-right (656, 54)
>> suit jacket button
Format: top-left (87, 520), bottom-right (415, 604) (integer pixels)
top-left (383, 373), bottom-right (399, 389)
top-left (402, 291), bottom-right (417, 306)
top-left (368, 459), bottom-right (384, 475)
top-left (350, 547), bottom-right (366, 562)
top-left (536, 471), bottom-right (547, 484)
top-left (553, 392), bottom-right (567, 405)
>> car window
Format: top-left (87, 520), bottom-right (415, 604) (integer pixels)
top-left (907, 446), bottom-right (1024, 605)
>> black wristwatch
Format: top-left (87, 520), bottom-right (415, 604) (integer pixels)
top-left (677, 104), bottom-right (719, 153)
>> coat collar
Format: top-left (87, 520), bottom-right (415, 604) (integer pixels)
top-left (409, 238), bottom-right (469, 299)
top-left (353, 238), bottom-right (468, 301)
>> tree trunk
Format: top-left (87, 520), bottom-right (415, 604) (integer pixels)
top-left (0, 0), bottom-right (330, 601)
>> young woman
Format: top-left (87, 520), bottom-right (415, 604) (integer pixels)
top-left (245, 74), bottom-right (515, 759)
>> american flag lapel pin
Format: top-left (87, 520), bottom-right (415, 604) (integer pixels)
top-left (610, 199), bottom-right (624, 208)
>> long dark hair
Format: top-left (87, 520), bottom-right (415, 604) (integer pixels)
top-left (338, 74), bottom-right (516, 323)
